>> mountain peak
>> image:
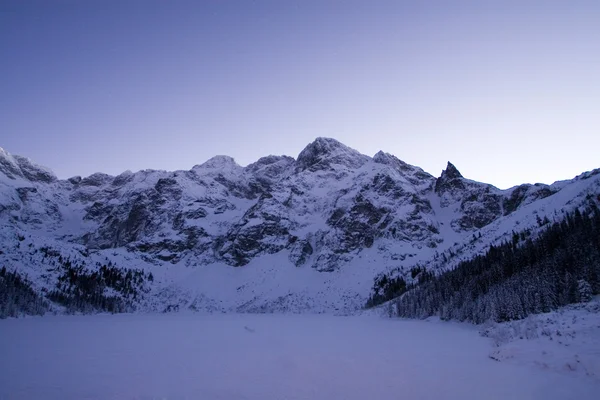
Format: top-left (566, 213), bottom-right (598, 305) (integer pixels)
top-left (245, 155), bottom-right (295, 179)
top-left (312, 137), bottom-right (345, 147)
top-left (372, 150), bottom-right (393, 164)
top-left (444, 162), bottom-right (463, 180)
top-left (295, 137), bottom-right (369, 172)
top-left (435, 161), bottom-right (464, 193)
top-left (195, 155), bottom-right (240, 170)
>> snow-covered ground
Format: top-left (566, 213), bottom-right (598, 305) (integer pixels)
top-left (1, 314), bottom-right (598, 400)
top-left (481, 298), bottom-right (600, 382)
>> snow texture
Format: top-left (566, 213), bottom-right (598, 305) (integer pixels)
top-left (0, 313), bottom-right (598, 400)
top-left (481, 297), bottom-right (600, 381)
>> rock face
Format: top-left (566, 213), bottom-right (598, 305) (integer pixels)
top-left (435, 162), bottom-right (507, 230)
top-left (0, 139), bottom-right (592, 272)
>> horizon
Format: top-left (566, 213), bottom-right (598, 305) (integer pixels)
top-left (2, 1), bottom-right (599, 189)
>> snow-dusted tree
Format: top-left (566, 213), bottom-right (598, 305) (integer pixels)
top-left (578, 279), bottom-right (593, 302)
top-left (385, 301), bottom-right (394, 318)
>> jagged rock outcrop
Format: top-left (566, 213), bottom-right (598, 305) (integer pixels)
top-left (435, 162), bottom-right (464, 193)
top-left (435, 162), bottom-right (506, 230)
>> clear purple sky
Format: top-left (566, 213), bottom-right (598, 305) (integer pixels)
top-left (2, 0), bottom-right (599, 188)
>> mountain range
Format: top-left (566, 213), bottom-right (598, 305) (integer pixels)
top-left (1, 138), bottom-right (599, 315)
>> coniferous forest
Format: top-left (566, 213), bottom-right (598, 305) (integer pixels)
top-left (46, 261), bottom-right (153, 314)
top-left (1, 247), bottom-right (153, 318)
top-left (388, 203), bottom-right (600, 323)
top-left (0, 267), bottom-right (49, 318)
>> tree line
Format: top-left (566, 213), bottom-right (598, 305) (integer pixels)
top-left (47, 259), bottom-right (153, 314)
top-left (0, 267), bottom-right (49, 318)
top-left (389, 202), bottom-right (600, 323)
top-left (1, 245), bottom-right (154, 317)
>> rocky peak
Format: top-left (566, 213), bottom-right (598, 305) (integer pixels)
top-left (80, 172), bottom-right (113, 187)
top-left (195, 155), bottom-right (240, 170)
top-left (372, 151), bottom-right (397, 165)
top-left (245, 155), bottom-right (295, 180)
top-left (435, 162), bottom-right (464, 193)
top-left (442, 162), bottom-right (463, 180)
top-left (295, 137), bottom-right (369, 172)
top-left (247, 155), bottom-right (293, 168)
top-left (68, 176), bottom-right (82, 185)
top-left (112, 170), bottom-right (135, 186)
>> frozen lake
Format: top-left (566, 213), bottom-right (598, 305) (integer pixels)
top-left (0, 313), bottom-right (597, 399)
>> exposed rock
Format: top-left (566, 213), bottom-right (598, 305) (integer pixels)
top-left (112, 171), bottom-right (134, 186)
top-left (68, 176), bottom-right (82, 185)
top-left (196, 155), bottom-right (240, 170)
top-left (288, 237), bottom-right (314, 267)
top-left (13, 155), bottom-right (57, 183)
top-left (0, 148), bottom-right (57, 182)
top-left (326, 194), bottom-right (387, 254)
top-left (219, 196), bottom-right (292, 266)
top-left (245, 155), bottom-right (295, 180)
top-left (16, 187), bottom-right (38, 202)
top-left (155, 177), bottom-right (182, 201)
top-left (435, 162), bottom-right (464, 193)
top-left (295, 137), bottom-right (369, 172)
top-left (0, 147), bottom-right (22, 179)
top-left (503, 184), bottom-right (531, 215)
top-left (81, 173), bottom-right (113, 187)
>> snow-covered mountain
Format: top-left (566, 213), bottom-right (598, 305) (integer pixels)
top-left (1, 138), bottom-right (599, 314)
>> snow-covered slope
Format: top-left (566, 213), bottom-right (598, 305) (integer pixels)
top-left (1, 138), bottom-right (599, 314)
top-left (481, 297), bottom-right (600, 381)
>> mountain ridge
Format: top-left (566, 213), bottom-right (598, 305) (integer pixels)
top-left (1, 138), bottom-right (599, 315)
top-left (0, 141), bottom-right (482, 189)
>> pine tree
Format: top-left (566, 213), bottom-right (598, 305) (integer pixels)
top-left (578, 279), bottom-right (593, 302)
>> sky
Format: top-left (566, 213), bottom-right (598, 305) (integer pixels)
top-left (1, 0), bottom-right (599, 189)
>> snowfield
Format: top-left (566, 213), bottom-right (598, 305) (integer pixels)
top-left (1, 314), bottom-right (598, 400)
top-left (481, 298), bottom-right (600, 382)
